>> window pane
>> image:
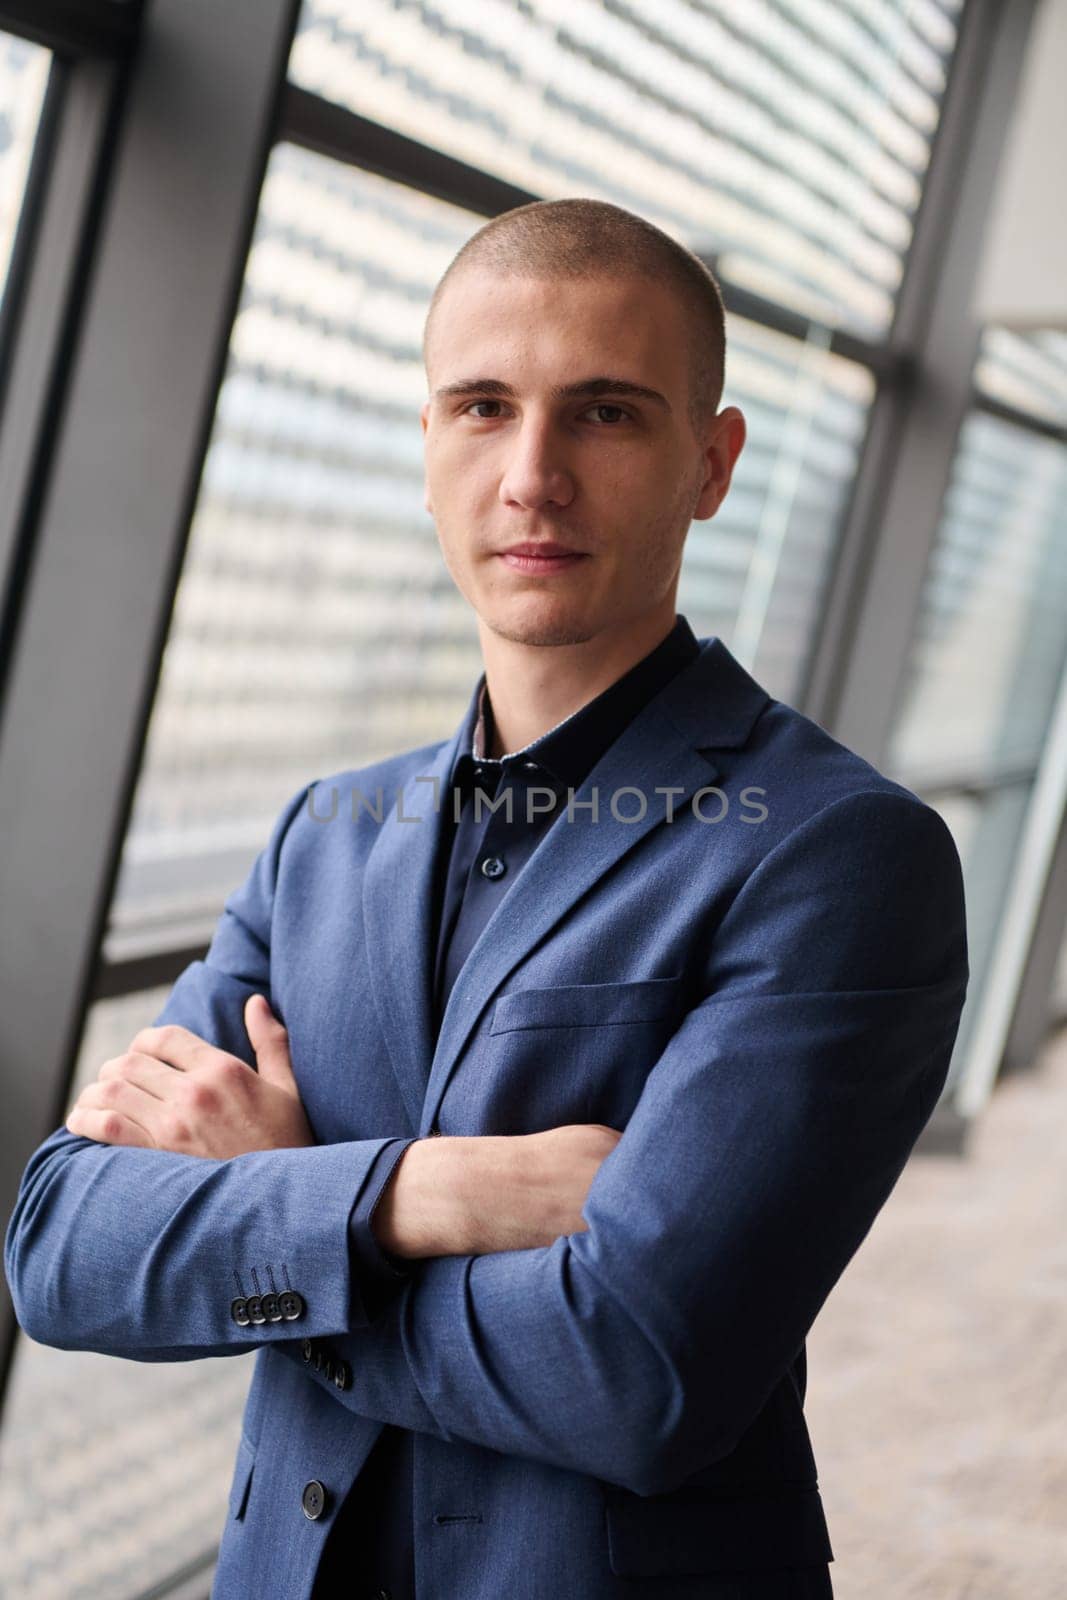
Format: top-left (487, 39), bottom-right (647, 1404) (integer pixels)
top-left (888, 414), bottom-right (1067, 787)
top-left (974, 326), bottom-right (1067, 430)
top-left (884, 413), bottom-right (1067, 1094)
top-left (0, 991), bottom-right (250, 1600)
top-left (105, 145), bottom-right (485, 959)
top-left (105, 141), bottom-right (872, 954)
top-left (683, 316), bottom-right (873, 701)
top-left (291, 0), bottom-right (962, 336)
top-left (0, 32), bottom-right (50, 310)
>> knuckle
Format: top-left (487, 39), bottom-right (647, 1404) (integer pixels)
top-left (187, 1078), bottom-right (218, 1114)
top-left (101, 1112), bottom-right (125, 1142)
top-left (218, 1057), bottom-right (250, 1091)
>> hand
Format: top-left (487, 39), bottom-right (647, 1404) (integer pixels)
top-left (65, 994), bottom-right (316, 1159)
top-left (373, 1123), bottom-right (623, 1259)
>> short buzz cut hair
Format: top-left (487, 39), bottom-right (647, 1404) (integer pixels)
top-left (423, 197), bottom-right (727, 435)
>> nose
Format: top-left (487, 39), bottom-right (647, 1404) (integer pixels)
top-left (498, 414), bottom-right (575, 511)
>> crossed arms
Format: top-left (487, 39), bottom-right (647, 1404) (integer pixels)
top-left (4, 786), bottom-right (968, 1494)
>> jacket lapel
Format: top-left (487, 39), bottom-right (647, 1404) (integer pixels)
top-left (361, 721), bottom-right (467, 1132)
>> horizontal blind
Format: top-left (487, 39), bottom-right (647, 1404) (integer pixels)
top-left (888, 410), bottom-right (1067, 790)
top-left (974, 326), bottom-right (1067, 430)
top-left (291, 0), bottom-right (962, 335)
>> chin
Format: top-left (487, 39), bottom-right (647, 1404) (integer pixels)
top-left (479, 592), bottom-right (601, 649)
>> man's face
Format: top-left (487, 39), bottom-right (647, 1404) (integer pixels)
top-left (420, 268), bottom-right (744, 647)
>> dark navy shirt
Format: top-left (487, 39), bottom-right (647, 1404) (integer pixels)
top-left (313, 614), bottom-right (701, 1598)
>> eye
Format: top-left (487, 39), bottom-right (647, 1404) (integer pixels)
top-left (584, 403), bottom-right (632, 425)
top-left (464, 399), bottom-right (506, 419)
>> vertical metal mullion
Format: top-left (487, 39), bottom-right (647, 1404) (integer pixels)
top-left (1001, 806), bottom-right (1067, 1076)
top-left (955, 654), bottom-right (1067, 1118)
top-left (801, 0), bottom-right (1039, 759)
top-left (0, 0), bottom-right (300, 1406)
top-left (0, 56), bottom-right (65, 428)
top-left (0, 52), bottom-right (129, 703)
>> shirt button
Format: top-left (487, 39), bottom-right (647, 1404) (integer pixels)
top-left (480, 856), bottom-right (506, 880)
top-left (301, 1479), bottom-right (328, 1520)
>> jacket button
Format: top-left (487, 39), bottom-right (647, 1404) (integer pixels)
top-left (246, 1295), bottom-right (266, 1325)
top-left (301, 1339), bottom-right (313, 1364)
top-left (230, 1297), bottom-right (250, 1327)
top-left (278, 1290), bottom-right (306, 1321)
top-left (261, 1292), bottom-right (281, 1322)
top-left (301, 1479), bottom-right (328, 1520)
top-left (480, 855), bottom-right (506, 880)
top-left (333, 1361), bottom-right (351, 1391)
top-left (321, 1356), bottom-right (334, 1382)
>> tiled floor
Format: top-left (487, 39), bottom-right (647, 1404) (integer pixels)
top-left (806, 1023), bottom-right (1067, 1600)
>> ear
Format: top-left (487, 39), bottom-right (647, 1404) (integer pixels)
top-left (693, 406), bottom-right (746, 521)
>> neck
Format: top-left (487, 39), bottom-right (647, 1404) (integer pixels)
top-left (477, 600), bottom-right (678, 758)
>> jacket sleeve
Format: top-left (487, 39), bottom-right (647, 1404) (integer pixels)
top-left (3, 780), bottom-right (410, 1362)
top-left (277, 789), bottom-right (970, 1494)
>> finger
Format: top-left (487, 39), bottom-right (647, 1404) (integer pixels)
top-left (73, 1078), bottom-right (163, 1135)
top-left (66, 1104), bottom-right (155, 1149)
top-left (97, 1051), bottom-right (182, 1100)
top-left (244, 994), bottom-right (296, 1091)
top-left (127, 1023), bottom-right (230, 1074)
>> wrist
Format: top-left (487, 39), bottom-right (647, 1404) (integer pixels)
top-left (371, 1135), bottom-right (480, 1259)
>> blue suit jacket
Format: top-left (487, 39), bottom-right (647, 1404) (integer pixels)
top-left (5, 635), bottom-right (969, 1599)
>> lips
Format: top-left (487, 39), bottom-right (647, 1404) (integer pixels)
top-left (502, 542), bottom-right (584, 558)
top-left (497, 547), bottom-right (589, 574)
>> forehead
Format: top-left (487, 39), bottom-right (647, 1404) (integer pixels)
top-left (426, 268), bottom-right (688, 392)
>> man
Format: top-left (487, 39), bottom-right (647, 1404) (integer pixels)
top-left (5, 198), bottom-right (969, 1599)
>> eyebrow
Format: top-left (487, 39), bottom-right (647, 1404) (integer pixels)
top-left (433, 376), bottom-right (672, 413)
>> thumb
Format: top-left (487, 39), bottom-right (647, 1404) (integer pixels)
top-left (244, 994), bottom-right (296, 1091)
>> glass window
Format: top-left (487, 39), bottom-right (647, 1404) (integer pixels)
top-left (104, 144), bottom-right (486, 960)
top-left (682, 315), bottom-right (873, 700)
top-left (291, 0), bottom-right (962, 336)
top-left (0, 990), bottom-right (250, 1600)
top-left (0, 32), bottom-right (51, 313)
top-left (884, 410), bottom-right (1067, 1094)
top-left (974, 326), bottom-right (1067, 430)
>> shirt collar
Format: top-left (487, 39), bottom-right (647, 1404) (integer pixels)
top-left (450, 613), bottom-right (701, 793)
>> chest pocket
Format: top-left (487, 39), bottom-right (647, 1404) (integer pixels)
top-left (490, 973), bottom-right (687, 1034)
top-left (465, 975), bottom-right (688, 1135)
